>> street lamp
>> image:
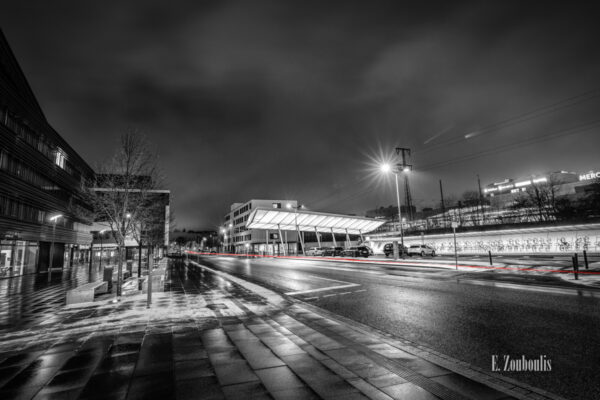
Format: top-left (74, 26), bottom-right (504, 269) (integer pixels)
top-left (380, 164), bottom-right (404, 255)
top-left (99, 229), bottom-right (108, 270)
top-left (47, 214), bottom-right (63, 282)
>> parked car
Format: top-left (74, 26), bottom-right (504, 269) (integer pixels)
top-left (383, 243), bottom-right (408, 257)
top-left (341, 246), bottom-right (370, 258)
top-left (323, 246), bottom-right (344, 256)
top-left (305, 247), bottom-right (326, 256)
top-left (407, 244), bottom-right (436, 257)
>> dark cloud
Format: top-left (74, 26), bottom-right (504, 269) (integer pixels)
top-left (2, 0), bottom-right (600, 228)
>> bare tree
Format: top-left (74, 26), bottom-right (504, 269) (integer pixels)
top-left (522, 177), bottom-right (561, 222)
top-left (84, 129), bottom-right (161, 297)
top-left (585, 182), bottom-right (600, 217)
top-left (131, 197), bottom-right (169, 288)
top-left (460, 190), bottom-right (480, 207)
top-left (509, 194), bottom-right (537, 222)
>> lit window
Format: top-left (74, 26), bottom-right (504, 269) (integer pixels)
top-left (54, 148), bottom-right (66, 169)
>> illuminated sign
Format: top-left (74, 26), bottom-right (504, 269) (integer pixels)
top-left (515, 180), bottom-right (531, 187)
top-left (579, 171), bottom-right (600, 181)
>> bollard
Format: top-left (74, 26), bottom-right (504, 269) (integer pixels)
top-left (572, 255), bottom-right (579, 280)
top-left (583, 250), bottom-right (589, 270)
top-left (488, 250), bottom-right (493, 266)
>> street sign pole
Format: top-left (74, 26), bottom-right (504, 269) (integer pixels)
top-left (451, 221), bottom-right (459, 270)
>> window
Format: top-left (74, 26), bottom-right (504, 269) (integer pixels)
top-left (54, 148), bottom-right (66, 168)
top-left (0, 150), bottom-right (6, 169)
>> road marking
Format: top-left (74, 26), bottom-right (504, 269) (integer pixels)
top-left (322, 294), bottom-right (336, 298)
top-left (285, 275), bottom-right (361, 296)
top-left (354, 289), bottom-right (367, 293)
top-left (285, 282), bottom-right (360, 296)
top-left (338, 292), bottom-right (351, 296)
top-left (304, 297), bottom-right (318, 301)
top-left (282, 261), bottom-right (384, 275)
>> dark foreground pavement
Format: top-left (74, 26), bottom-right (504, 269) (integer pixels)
top-left (0, 259), bottom-right (566, 400)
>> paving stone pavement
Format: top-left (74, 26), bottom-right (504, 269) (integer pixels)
top-left (0, 261), bottom-right (107, 332)
top-left (0, 259), bottom-right (567, 400)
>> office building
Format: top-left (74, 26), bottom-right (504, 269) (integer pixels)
top-left (0, 29), bottom-right (95, 277)
top-left (222, 199), bottom-right (299, 254)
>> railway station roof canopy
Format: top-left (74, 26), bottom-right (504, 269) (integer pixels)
top-left (246, 207), bottom-right (386, 235)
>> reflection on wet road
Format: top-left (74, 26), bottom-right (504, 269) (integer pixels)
top-left (196, 255), bottom-right (600, 400)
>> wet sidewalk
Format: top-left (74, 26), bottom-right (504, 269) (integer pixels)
top-left (0, 261), bottom-right (106, 332)
top-left (0, 260), bottom-right (566, 400)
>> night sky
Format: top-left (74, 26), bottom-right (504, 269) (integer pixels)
top-left (2, 1), bottom-right (600, 230)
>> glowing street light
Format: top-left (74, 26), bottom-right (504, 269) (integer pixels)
top-left (380, 164), bottom-right (404, 256)
top-left (380, 163), bottom-right (392, 173)
top-left (47, 214), bottom-right (63, 282)
top-left (49, 214), bottom-right (63, 222)
top-left (99, 228), bottom-right (108, 270)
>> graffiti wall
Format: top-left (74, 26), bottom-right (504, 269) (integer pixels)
top-left (367, 224), bottom-right (600, 255)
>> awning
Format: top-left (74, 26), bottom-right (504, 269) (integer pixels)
top-left (246, 207), bottom-right (386, 235)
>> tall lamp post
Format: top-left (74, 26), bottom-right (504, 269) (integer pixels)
top-left (381, 164), bottom-right (405, 257)
top-left (98, 229), bottom-right (108, 270)
top-left (47, 214), bottom-right (63, 282)
top-left (229, 223), bottom-right (233, 253)
top-left (220, 228), bottom-right (226, 253)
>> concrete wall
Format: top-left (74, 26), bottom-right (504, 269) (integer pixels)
top-left (366, 223), bottom-right (600, 255)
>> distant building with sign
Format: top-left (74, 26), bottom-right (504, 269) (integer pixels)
top-left (483, 170), bottom-right (599, 204)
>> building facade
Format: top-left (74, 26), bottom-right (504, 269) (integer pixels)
top-left (222, 199), bottom-right (298, 254)
top-left (0, 30), bottom-right (95, 278)
top-left (483, 170), bottom-right (599, 203)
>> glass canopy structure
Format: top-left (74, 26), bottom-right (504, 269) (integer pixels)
top-left (246, 207), bottom-right (386, 256)
top-left (246, 207), bottom-right (385, 235)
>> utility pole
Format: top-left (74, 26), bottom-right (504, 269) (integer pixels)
top-left (477, 174), bottom-right (485, 225)
top-left (395, 147), bottom-right (413, 221)
top-left (439, 179), bottom-right (446, 228)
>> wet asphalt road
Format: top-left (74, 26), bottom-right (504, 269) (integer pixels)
top-left (193, 255), bottom-right (600, 400)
